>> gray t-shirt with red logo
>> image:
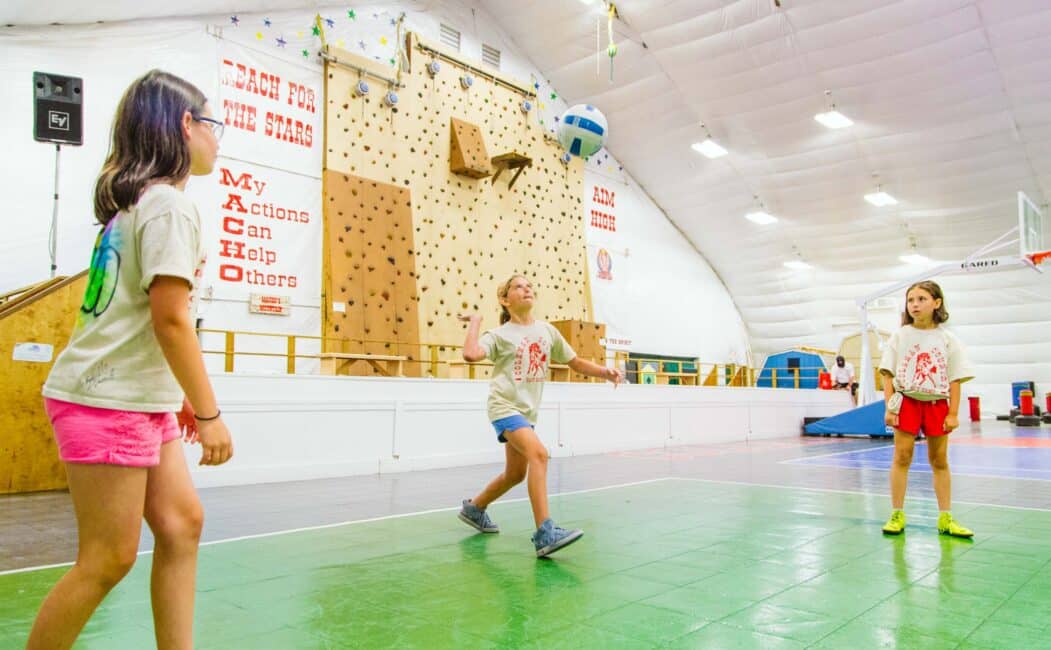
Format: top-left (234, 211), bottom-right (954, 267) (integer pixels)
top-left (479, 320), bottom-right (576, 424)
top-left (878, 325), bottom-right (974, 400)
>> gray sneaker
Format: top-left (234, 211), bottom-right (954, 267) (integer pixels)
top-left (458, 499), bottom-right (499, 533)
top-left (532, 518), bottom-right (583, 558)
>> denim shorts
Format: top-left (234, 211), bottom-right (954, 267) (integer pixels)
top-left (491, 414), bottom-right (533, 443)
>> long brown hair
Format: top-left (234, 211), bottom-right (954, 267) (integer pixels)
top-left (497, 274), bottom-right (528, 324)
top-left (93, 70), bottom-right (208, 225)
top-left (901, 280), bottom-right (949, 326)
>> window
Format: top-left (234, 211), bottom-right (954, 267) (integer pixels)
top-left (440, 23), bottom-right (461, 51)
top-left (482, 43), bottom-right (501, 69)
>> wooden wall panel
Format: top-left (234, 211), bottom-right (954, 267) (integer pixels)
top-left (1, 273), bottom-right (87, 493)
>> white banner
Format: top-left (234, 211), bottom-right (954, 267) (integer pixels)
top-left (217, 40), bottom-right (322, 177)
top-left (188, 158), bottom-right (321, 304)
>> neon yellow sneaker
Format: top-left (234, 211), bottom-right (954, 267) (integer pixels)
top-left (882, 510), bottom-right (905, 535)
top-left (937, 512), bottom-right (974, 538)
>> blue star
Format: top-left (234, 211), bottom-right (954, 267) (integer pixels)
top-left (554, 116), bottom-right (560, 122)
top-left (276, 36), bottom-right (287, 47)
top-left (230, 15), bottom-right (239, 25)
top-left (264, 18), bottom-right (271, 27)
top-left (359, 40), bottom-right (367, 50)
top-left (390, 18), bottom-right (397, 26)
top-left (325, 18), bottom-right (335, 28)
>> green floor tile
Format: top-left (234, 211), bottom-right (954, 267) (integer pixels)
top-left (5, 478), bottom-right (1051, 648)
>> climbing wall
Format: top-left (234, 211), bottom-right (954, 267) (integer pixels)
top-left (323, 172), bottom-right (420, 375)
top-left (323, 34), bottom-right (588, 376)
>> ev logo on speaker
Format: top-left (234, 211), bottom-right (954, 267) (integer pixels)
top-left (49, 111), bottom-right (70, 130)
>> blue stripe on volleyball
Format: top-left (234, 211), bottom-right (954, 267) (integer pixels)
top-left (571, 117), bottom-right (604, 137)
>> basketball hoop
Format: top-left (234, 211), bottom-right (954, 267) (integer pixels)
top-left (1026, 250), bottom-right (1050, 271)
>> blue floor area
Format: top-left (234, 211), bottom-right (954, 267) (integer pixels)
top-left (787, 443), bottom-right (1051, 481)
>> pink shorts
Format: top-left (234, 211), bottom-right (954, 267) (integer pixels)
top-left (44, 398), bottom-right (181, 467)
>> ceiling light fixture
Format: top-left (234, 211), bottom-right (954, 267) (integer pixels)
top-left (900, 253), bottom-right (930, 265)
top-left (744, 195), bottom-right (778, 225)
top-left (900, 236), bottom-right (928, 264)
top-left (864, 187), bottom-right (898, 207)
top-left (746, 211), bottom-right (778, 225)
top-left (815, 90), bottom-right (853, 129)
top-left (691, 122), bottom-right (728, 158)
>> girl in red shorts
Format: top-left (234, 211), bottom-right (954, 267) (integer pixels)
top-left (878, 280), bottom-right (974, 538)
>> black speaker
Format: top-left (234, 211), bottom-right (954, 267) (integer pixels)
top-left (34, 72), bottom-right (83, 145)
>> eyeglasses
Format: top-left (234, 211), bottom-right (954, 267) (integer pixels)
top-left (193, 115), bottom-right (225, 141)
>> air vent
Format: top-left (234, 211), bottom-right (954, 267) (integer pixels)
top-left (440, 24), bottom-right (461, 51)
top-left (482, 43), bottom-right (501, 69)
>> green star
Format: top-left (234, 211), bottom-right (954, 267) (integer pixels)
top-left (550, 92), bottom-right (557, 100)
top-left (347, 9), bottom-right (356, 19)
top-left (302, 49), bottom-right (310, 58)
top-left (312, 25), bottom-right (321, 36)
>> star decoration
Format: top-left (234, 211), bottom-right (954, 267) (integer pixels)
top-left (302, 49), bottom-right (310, 58)
top-left (325, 18), bottom-right (335, 28)
top-left (230, 15), bottom-right (240, 26)
top-left (312, 25), bottom-right (320, 36)
top-left (550, 92), bottom-right (557, 100)
top-left (255, 32), bottom-right (263, 40)
top-left (359, 40), bottom-right (367, 50)
top-left (347, 10), bottom-right (356, 19)
top-left (264, 18), bottom-right (271, 27)
top-left (276, 36), bottom-right (287, 47)
top-left (380, 36), bottom-right (388, 45)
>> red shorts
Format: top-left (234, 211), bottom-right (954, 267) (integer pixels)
top-left (897, 395), bottom-right (950, 437)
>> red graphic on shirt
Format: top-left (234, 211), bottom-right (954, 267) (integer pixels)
top-left (912, 352), bottom-right (939, 390)
top-left (527, 342), bottom-right (547, 376)
top-left (897, 342), bottom-right (949, 396)
top-left (512, 335), bottom-right (551, 383)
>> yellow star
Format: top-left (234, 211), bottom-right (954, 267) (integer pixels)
top-left (380, 36), bottom-right (388, 45)
top-left (256, 32), bottom-right (263, 40)
top-left (297, 31), bottom-right (304, 38)
top-left (336, 39), bottom-right (345, 48)
top-left (539, 102), bottom-right (546, 110)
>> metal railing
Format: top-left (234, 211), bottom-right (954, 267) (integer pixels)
top-left (196, 328), bottom-right (844, 390)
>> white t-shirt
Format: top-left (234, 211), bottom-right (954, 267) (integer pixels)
top-left (479, 320), bottom-right (576, 424)
top-left (43, 184), bottom-right (206, 412)
top-left (830, 362), bottom-right (855, 384)
top-left (878, 325), bottom-right (974, 400)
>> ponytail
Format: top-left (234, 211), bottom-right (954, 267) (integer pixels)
top-left (496, 274), bottom-right (526, 325)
